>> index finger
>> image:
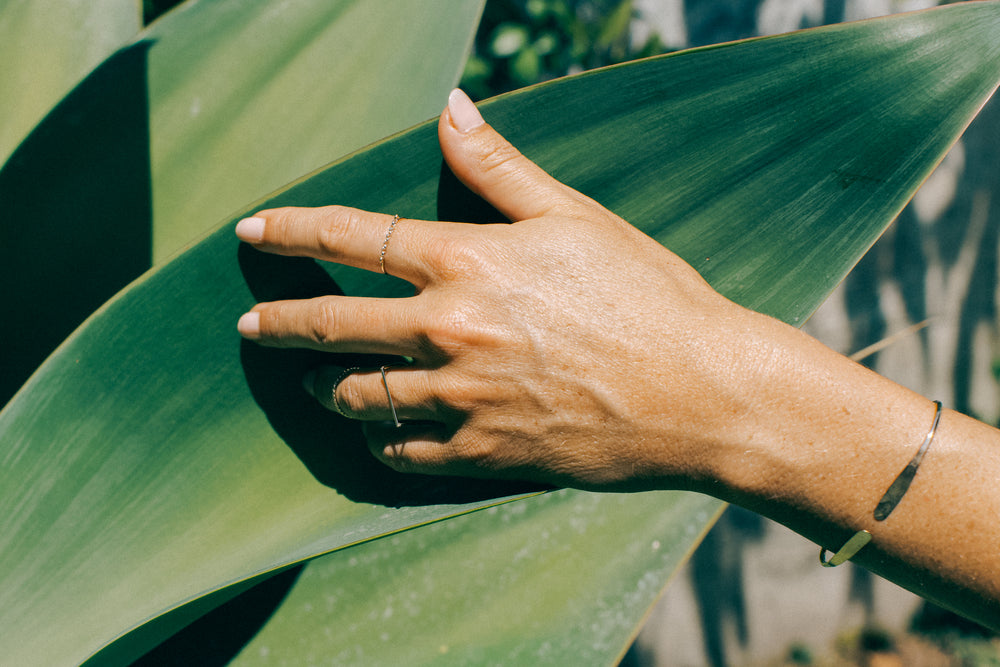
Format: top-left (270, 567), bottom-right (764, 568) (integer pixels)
top-left (235, 205), bottom-right (436, 285)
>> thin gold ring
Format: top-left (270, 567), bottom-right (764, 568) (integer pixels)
top-left (378, 214), bottom-right (400, 274)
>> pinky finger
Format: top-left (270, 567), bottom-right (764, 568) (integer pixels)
top-left (362, 420), bottom-right (456, 475)
top-left (362, 422), bottom-right (555, 495)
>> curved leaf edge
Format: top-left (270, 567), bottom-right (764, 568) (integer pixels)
top-left (84, 490), bottom-right (547, 665)
top-left (609, 501), bottom-right (729, 666)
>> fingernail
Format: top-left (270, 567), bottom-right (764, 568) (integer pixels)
top-left (448, 88), bottom-right (484, 133)
top-left (235, 217), bottom-right (266, 243)
top-left (302, 369), bottom-right (316, 397)
top-left (237, 311), bottom-right (260, 338)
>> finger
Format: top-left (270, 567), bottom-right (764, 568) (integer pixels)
top-left (235, 205), bottom-right (436, 284)
top-left (362, 421), bottom-right (463, 475)
top-left (438, 88), bottom-right (602, 222)
top-left (363, 422), bottom-right (527, 482)
top-left (304, 365), bottom-right (359, 417)
top-left (306, 365), bottom-right (443, 422)
top-left (238, 295), bottom-right (427, 358)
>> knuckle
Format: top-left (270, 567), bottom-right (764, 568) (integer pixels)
top-left (307, 299), bottom-right (341, 346)
top-left (451, 433), bottom-right (498, 467)
top-left (369, 436), bottom-right (422, 471)
top-left (422, 302), bottom-right (492, 354)
top-left (474, 139), bottom-right (524, 177)
top-left (335, 376), bottom-right (369, 416)
top-left (433, 374), bottom-right (483, 415)
top-left (426, 235), bottom-right (495, 281)
top-left (315, 206), bottom-right (362, 258)
top-left (368, 439), bottom-right (401, 467)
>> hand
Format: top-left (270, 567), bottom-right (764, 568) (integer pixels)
top-left (236, 89), bottom-right (767, 491)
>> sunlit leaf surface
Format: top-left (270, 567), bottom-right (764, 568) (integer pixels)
top-left (0, 0), bottom-right (140, 164)
top-left (1, 4), bottom-right (998, 665)
top-left (145, 0), bottom-right (487, 261)
top-left (230, 491), bottom-right (723, 666)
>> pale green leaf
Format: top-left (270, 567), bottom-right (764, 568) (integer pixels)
top-left (229, 491), bottom-right (723, 666)
top-left (145, 0), bottom-right (487, 262)
top-left (0, 0), bottom-right (141, 165)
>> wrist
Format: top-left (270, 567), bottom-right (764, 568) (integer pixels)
top-left (703, 313), bottom-right (934, 532)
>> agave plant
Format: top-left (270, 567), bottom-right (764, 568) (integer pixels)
top-left (1, 2), bottom-right (999, 665)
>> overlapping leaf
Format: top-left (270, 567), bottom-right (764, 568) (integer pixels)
top-left (0, 0), bottom-right (485, 405)
top-left (2, 4), bottom-right (999, 665)
top-left (143, 0), bottom-right (486, 260)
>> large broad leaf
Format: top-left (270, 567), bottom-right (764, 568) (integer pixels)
top-left (0, 0), bottom-right (140, 165)
top-left (228, 491), bottom-right (723, 666)
top-left (0, 0), bottom-right (484, 406)
top-left (2, 3), bottom-right (999, 665)
top-left (136, 491), bottom-right (722, 666)
top-left (144, 0), bottom-right (486, 262)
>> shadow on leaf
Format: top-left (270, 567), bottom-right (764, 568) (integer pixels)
top-left (236, 242), bottom-right (539, 507)
top-left (0, 42), bottom-right (154, 407)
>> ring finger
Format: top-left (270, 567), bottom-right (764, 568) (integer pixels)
top-left (241, 294), bottom-right (429, 358)
top-left (308, 364), bottom-right (449, 423)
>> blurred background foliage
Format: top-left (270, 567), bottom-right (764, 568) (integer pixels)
top-left (458, 0), bottom-right (667, 99)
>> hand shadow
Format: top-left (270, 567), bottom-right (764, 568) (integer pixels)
top-left (238, 165), bottom-right (541, 507)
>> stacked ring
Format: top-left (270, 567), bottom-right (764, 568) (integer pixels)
top-left (329, 366), bottom-right (361, 418)
top-left (327, 365), bottom-right (403, 427)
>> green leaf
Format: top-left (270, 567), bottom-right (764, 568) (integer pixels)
top-left (2, 4), bottom-right (999, 665)
top-left (229, 491), bottom-right (723, 666)
top-left (0, 0), bottom-right (484, 406)
top-left (0, 0), bottom-right (141, 165)
top-left (144, 0), bottom-right (487, 262)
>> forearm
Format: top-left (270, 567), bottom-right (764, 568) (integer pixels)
top-left (704, 312), bottom-right (1000, 630)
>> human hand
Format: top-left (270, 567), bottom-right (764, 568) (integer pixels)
top-left (236, 89), bottom-right (771, 491)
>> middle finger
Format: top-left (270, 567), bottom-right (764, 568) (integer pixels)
top-left (245, 294), bottom-right (431, 358)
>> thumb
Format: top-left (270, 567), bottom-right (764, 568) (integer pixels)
top-left (438, 88), bottom-right (595, 222)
